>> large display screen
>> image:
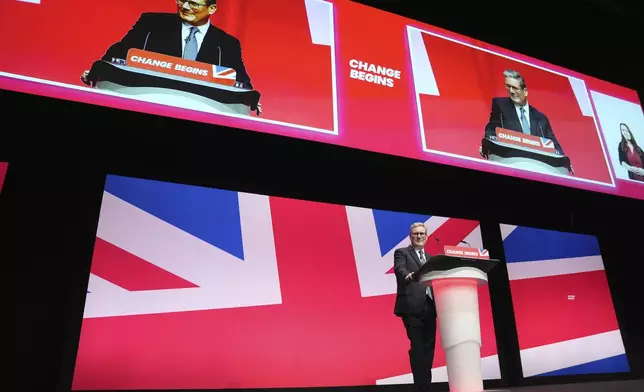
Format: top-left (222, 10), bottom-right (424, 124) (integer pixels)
top-left (2, 1), bottom-right (643, 200)
top-left (500, 224), bottom-right (629, 377)
top-left (72, 175), bottom-right (499, 390)
top-left (0, 162), bottom-right (7, 193)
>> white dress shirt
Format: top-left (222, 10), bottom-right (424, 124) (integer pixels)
top-left (181, 21), bottom-right (210, 56)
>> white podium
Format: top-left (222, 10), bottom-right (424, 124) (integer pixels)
top-left (418, 256), bottom-right (499, 392)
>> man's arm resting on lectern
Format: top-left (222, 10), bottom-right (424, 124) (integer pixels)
top-left (394, 249), bottom-right (415, 282)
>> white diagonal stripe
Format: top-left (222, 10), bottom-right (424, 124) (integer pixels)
top-left (375, 354), bottom-right (500, 384)
top-left (84, 191), bottom-right (281, 318)
top-left (507, 255), bottom-right (605, 281)
top-left (500, 224), bottom-right (518, 241)
top-left (521, 330), bottom-right (626, 377)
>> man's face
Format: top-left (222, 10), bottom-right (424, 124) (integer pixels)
top-left (505, 76), bottom-right (528, 106)
top-left (410, 227), bottom-right (428, 249)
top-left (177, 0), bottom-right (216, 26)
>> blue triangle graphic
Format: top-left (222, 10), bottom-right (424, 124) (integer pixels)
top-left (503, 226), bottom-right (600, 263)
top-left (373, 209), bottom-right (431, 256)
top-left (104, 175), bottom-right (244, 260)
top-left (535, 354), bottom-right (629, 376)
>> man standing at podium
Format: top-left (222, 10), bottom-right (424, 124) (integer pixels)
top-left (393, 222), bottom-right (437, 392)
top-left (81, 0), bottom-right (253, 91)
top-left (483, 69), bottom-right (566, 157)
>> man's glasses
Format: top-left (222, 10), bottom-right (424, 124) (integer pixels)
top-left (505, 84), bottom-right (523, 93)
top-left (411, 232), bottom-right (427, 237)
top-left (176, 0), bottom-right (208, 10)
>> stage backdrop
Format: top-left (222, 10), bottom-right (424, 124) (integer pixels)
top-left (72, 175), bottom-right (500, 390)
top-left (1, 1), bottom-right (643, 200)
top-left (500, 224), bottom-right (630, 377)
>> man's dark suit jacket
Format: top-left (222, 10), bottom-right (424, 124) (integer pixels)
top-left (484, 97), bottom-right (564, 154)
top-left (92, 12), bottom-right (253, 89)
top-left (393, 245), bottom-right (435, 316)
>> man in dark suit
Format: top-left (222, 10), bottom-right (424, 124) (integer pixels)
top-left (483, 69), bottom-right (565, 156)
top-left (81, 0), bottom-right (254, 92)
top-left (393, 222), bottom-right (437, 392)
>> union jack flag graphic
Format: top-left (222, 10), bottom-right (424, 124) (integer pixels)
top-left (72, 175), bottom-right (500, 390)
top-left (540, 137), bottom-right (555, 149)
top-left (500, 224), bottom-right (629, 377)
top-left (479, 248), bottom-right (489, 258)
top-left (212, 65), bottom-right (237, 79)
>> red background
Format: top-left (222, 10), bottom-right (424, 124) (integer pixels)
top-left (0, 0), bottom-right (335, 131)
top-left (418, 34), bottom-right (612, 184)
top-left (511, 271), bottom-right (619, 350)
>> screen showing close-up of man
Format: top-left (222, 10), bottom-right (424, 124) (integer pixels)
top-left (408, 27), bottom-right (613, 186)
top-left (0, 0), bottom-right (337, 133)
top-left (72, 175), bottom-right (500, 390)
top-left (1, 0), bottom-right (644, 201)
top-left (500, 224), bottom-right (629, 377)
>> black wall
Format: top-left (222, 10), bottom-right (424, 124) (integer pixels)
top-left (2, 1), bottom-right (643, 391)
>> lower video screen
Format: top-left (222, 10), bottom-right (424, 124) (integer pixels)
top-left (500, 224), bottom-right (629, 377)
top-left (0, 162), bottom-right (7, 193)
top-left (72, 175), bottom-right (499, 390)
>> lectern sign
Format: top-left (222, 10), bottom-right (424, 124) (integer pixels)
top-left (443, 246), bottom-right (490, 260)
top-left (495, 127), bottom-right (556, 153)
top-left (125, 49), bottom-right (238, 86)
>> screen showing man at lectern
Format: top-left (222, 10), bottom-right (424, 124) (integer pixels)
top-left (500, 224), bottom-right (629, 377)
top-left (72, 174), bottom-right (500, 390)
top-left (0, 0), bottom-right (337, 133)
top-left (0, 162), bottom-right (7, 194)
top-left (81, 0), bottom-right (254, 89)
top-left (409, 28), bottom-right (611, 184)
top-left (482, 69), bottom-right (566, 157)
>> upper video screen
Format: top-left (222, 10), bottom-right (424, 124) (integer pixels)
top-left (1, 0), bottom-right (642, 199)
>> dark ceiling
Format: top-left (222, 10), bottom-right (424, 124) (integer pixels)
top-left (351, 0), bottom-right (643, 97)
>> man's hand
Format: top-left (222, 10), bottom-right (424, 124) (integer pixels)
top-left (405, 272), bottom-right (414, 281)
top-left (80, 70), bottom-right (94, 87)
top-left (635, 167), bottom-right (644, 176)
top-left (569, 164), bottom-right (575, 176)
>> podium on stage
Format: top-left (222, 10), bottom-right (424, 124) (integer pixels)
top-left (417, 250), bottom-right (499, 392)
top-left (87, 56), bottom-right (261, 116)
top-left (481, 128), bottom-right (571, 175)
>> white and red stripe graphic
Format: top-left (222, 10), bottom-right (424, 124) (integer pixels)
top-left (501, 224), bottom-right (629, 377)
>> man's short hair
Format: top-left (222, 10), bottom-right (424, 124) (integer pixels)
top-left (503, 69), bottom-right (527, 90)
top-left (409, 222), bottom-right (427, 234)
